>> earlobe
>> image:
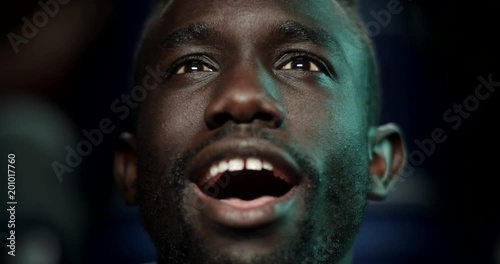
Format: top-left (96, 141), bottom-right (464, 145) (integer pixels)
top-left (113, 132), bottom-right (138, 205)
top-left (368, 123), bottom-right (406, 200)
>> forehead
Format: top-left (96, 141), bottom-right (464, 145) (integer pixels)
top-left (153, 0), bottom-right (359, 38)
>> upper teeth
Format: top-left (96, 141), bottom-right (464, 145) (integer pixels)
top-left (262, 161), bottom-right (273, 171)
top-left (246, 158), bottom-right (262, 170)
top-left (228, 159), bottom-right (244, 172)
top-left (206, 158), bottom-right (274, 181)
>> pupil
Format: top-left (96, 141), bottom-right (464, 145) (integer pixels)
top-left (186, 61), bottom-right (202, 73)
top-left (292, 58), bottom-right (309, 70)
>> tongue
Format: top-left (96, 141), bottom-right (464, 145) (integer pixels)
top-left (220, 196), bottom-right (276, 209)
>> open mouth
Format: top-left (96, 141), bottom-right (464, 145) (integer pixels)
top-left (186, 137), bottom-right (303, 227)
top-left (197, 158), bottom-right (296, 201)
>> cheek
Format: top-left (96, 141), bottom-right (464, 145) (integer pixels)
top-left (138, 89), bottom-right (207, 160)
top-left (285, 87), bottom-right (368, 170)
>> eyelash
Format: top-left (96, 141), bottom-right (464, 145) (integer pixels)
top-left (167, 52), bottom-right (330, 77)
top-left (277, 52), bottom-right (329, 74)
top-left (168, 55), bottom-right (216, 77)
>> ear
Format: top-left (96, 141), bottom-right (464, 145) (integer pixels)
top-left (368, 123), bottom-right (406, 200)
top-left (113, 132), bottom-right (138, 205)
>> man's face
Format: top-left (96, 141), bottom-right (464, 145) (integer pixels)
top-left (132, 0), bottom-right (377, 263)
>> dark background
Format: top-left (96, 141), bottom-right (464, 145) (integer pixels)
top-left (0, 0), bottom-right (498, 263)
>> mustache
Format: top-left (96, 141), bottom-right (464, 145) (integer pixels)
top-left (186, 125), bottom-right (288, 159)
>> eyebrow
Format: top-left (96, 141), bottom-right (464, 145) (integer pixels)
top-left (273, 20), bottom-right (338, 48)
top-left (160, 20), bottom-right (337, 50)
top-left (161, 23), bottom-right (212, 49)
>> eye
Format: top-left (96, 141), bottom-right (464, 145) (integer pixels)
top-left (279, 57), bottom-right (321, 72)
top-left (175, 60), bottom-right (214, 75)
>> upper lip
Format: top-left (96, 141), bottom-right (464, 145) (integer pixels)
top-left (186, 135), bottom-right (303, 188)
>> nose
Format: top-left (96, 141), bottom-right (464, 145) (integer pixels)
top-left (204, 62), bottom-right (285, 129)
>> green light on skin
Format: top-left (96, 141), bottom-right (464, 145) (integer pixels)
top-left (273, 192), bottom-right (298, 216)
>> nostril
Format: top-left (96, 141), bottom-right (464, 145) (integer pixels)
top-left (253, 112), bottom-right (274, 123)
top-left (212, 113), bottom-right (232, 128)
top-left (208, 112), bottom-right (282, 129)
top-left (205, 94), bottom-right (285, 129)
top-left (255, 111), bottom-right (284, 128)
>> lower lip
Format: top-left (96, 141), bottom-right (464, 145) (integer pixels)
top-left (191, 183), bottom-right (298, 228)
